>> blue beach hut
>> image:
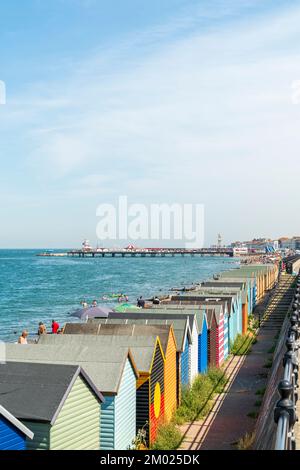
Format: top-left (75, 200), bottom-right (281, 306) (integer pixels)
top-left (0, 405), bottom-right (34, 450)
top-left (149, 305), bottom-right (209, 375)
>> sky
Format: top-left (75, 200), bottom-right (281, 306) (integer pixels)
top-left (1, 0), bottom-right (300, 248)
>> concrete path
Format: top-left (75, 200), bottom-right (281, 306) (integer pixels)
top-left (179, 332), bottom-right (274, 450)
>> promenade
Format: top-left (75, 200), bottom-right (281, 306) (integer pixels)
top-left (179, 274), bottom-right (295, 450)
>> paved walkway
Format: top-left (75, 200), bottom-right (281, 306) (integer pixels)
top-left (179, 275), bottom-right (295, 450)
top-left (179, 331), bottom-right (274, 449)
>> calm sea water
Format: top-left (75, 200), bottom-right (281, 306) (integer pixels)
top-left (0, 250), bottom-right (239, 341)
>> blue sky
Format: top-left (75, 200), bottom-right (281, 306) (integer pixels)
top-left (1, 0), bottom-right (300, 248)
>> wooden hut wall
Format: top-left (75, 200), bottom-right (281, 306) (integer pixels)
top-left (149, 342), bottom-right (165, 445)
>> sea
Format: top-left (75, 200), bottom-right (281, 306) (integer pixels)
top-left (0, 250), bottom-right (239, 342)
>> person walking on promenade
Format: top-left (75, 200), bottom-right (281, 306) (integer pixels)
top-left (18, 330), bottom-right (28, 344)
top-left (38, 322), bottom-right (47, 336)
top-left (51, 319), bottom-right (60, 334)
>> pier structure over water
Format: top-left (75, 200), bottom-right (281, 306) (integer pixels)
top-left (66, 248), bottom-right (234, 258)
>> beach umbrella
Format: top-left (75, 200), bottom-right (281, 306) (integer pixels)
top-left (70, 306), bottom-right (112, 320)
top-left (114, 303), bottom-right (140, 313)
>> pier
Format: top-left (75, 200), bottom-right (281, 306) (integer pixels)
top-left (65, 248), bottom-right (234, 258)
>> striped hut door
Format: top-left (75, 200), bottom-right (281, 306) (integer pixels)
top-left (210, 318), bottom-right (217, 367)
top-left (223, 314), bottom-right (229, 359)
top-left (218, 313), bottom-right (224, 366)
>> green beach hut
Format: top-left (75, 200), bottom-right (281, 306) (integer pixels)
top-left (6, 343), bottom-right (138, 450)
top-left (0, 361), bottom-right (103, 450)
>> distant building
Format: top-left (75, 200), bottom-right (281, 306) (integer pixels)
top-left (233, 246), bottom-right (248, 256)
top-left (279, 237), bottom-right (300, 250)
top-left (231, 238), bottom-right (279, 253)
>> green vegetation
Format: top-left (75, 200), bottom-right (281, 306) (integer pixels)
top-left (254, 400), bottom-right (262, 407)
top-left (248, 314), bottom-right (259, 332)
top-left (151, 423), bottom-right (182, 450)
top-left (267, 344), bottom-right (276, 354)
top-left (174, 367), bottom-right (228, 425)
top-left (263, 358), bottom-right (273, 369)
top-left (152, 367), bottom-right (229, 450)
top-left (128, 424), bottom-right (148, 450)
top-left (247, 411), bottom-right (259, 419)
top-left (230, 333), bottom-right (256, 355)
top-left (255, 387), bottom-right (266, 397)
top-left (237, 432), bottom-right (255, 450)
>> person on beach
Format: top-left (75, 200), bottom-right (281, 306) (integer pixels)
top-left (137, 296), bottom-right (145, 308)
top-left (18, 330), bottom-right (28, 344)
top-left (92, 300), bottom-right (98, 307)
top-left (51, 319), bottom-right (60, 334)
top-left (81, 301), bottom-right (88, 309)
top-left (153, 296), bottom-right (160, 305)
top-left (38, 322), bottom-right (47, 336)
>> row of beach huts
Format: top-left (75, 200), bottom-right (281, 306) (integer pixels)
top-left (0, 264), bottom-right (278, 450)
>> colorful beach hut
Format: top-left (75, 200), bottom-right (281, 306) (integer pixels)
top-left (0, 361), bottom-right (103, 450)
top-left (168, 302), bottom-right (228, 362)
top-left (0, 405), bottom-right (34, 450)
top-left (137, 307), bottom-right (199, 383)
top-left (63, 322), bottom-right (177, 424)
top-left (148, 305), bottom-right (209, 374)
top-left (39, 332), bottom-right (165, 447)
top-left (172, 292), bottom-right (240, 344)
top-left (201, 281), bottom-right (250, 334)
top-left (6, 343), bottom-right (137, 450)
top-left (90, 313), bottom-right (192, 404)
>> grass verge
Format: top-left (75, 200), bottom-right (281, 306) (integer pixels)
top-left (230, 333), bottom-right (256, 356)
top-left (174, 367), bottom-right (228, 425)
top-left (151, 423), bottom-right (182, 450)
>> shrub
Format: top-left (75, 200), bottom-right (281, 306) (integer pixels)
top-left (231, 333), bottom-right (255, 355)
top-left (247, 411), bottom-right (259, 419)
top-left (237, 432), bottom-right (255, 450)
top-left (151, 423), bottom-right (182, 450)
top-left (207, 367), bottom-right (228, 393)
top-left (174, 368), bottom-right (228, 425)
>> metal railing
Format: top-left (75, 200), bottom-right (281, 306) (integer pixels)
top-left (274, 274), bottom-right (300, 450)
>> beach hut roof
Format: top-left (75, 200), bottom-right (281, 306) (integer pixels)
top-left (196, 286), bottom-right (247, 303)
top-left (39, 333), bottom-right (164, 373)
top-left (6, 343), bottom-right (137, 396)
top-left (136, 307), bottom-right (199, 334)
top-left (0, 361), bottom-right (104, 425)
top-left (174, 294), bottom-right (235, 312)
top-left (0, 405), bottom-right (34, 440)
top-left (202, 281), bottom-right (245, 288)
top-left (90, 314), bottom-right (191, 352)
top-left (63, 323), bottom-right (173, 355)
top-left (204, 308), bottom-right (218, 328)
top-left (220, 276), bottom-right (255, 287)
